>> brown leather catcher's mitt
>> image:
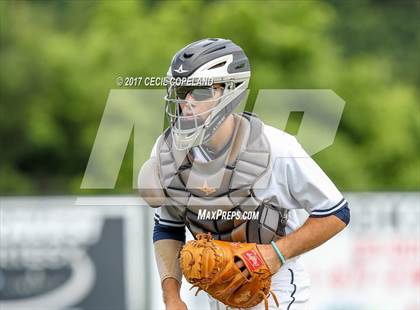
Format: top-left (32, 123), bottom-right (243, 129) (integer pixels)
top-left (180, 233), bottom-right (279, 310)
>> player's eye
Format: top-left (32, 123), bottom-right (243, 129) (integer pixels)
top-left (174, 87), bottom-right (221, 101)
top-left (188, 88), bottom-right (215, 101)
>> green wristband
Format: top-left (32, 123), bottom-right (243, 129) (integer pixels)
top-left (271, 241), bottom-right (286, 265)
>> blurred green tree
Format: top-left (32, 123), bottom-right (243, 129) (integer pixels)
top-left (0, 0), bottom-right (418, 194)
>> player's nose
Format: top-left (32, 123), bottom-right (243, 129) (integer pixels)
top-left (185, 92), bottom-right (194, 101)
top-left (180, 101), bottom-right (195, 116)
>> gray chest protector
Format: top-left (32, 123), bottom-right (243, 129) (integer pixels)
top-left (157, 113), bottom-right (288, 244)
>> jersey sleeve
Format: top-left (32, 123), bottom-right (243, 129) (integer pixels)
top-left (154, 206), bottom-right (185, 228)
top-left (153, 206), bottom-right (186, 243)
top-left (284, 137), bottom-right (349, 218)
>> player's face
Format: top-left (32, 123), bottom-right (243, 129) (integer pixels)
top-left (165, 84), bottom-right (225, 139)
top-left (179, 85), bottom-right (224, 120)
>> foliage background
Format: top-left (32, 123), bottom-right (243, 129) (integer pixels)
top-left (0, 0), bottom-right (418, 195)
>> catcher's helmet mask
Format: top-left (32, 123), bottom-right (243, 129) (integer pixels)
top-left (165, 38), bottom-right (251, 150)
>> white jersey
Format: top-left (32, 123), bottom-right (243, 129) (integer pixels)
top-left (152, 123), bottom-right (346, 231)
top-left (146, 123), bottom-right (348, 309)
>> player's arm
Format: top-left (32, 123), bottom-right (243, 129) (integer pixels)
top-left (153, 219), bottom-right (187, 310)
top-left (276, 198), bottom-right (350, 263)
top-left (258, 137), bottom-right (350, 272)
top-left (259, 209), bottom-right (349, 273)
top-left (138, 143), bottom-right (188, 309)
top-left (278, 198), bottom-right (350, 259)
top-left (274, 212), bottom-right (347, 265)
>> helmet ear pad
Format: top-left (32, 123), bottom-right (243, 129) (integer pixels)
top-left (223, 81), bottom-right (234, 91)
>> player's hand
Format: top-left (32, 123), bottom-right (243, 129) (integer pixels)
top-left (256, 244), bottom-right (281, 274)
top-left (165, 298), bottom-right (188, 310)
top-left (162, 278), bottom-right (187, 310)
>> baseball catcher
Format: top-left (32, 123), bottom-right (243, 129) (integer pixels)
top-left (138, 38), bottom-right (350, 309)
